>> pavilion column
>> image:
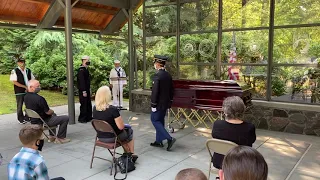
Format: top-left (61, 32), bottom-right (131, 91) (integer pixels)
top-left (64, 0), bottom-right (75, 124)
top-left (128, 1), bottom-right (134, 110)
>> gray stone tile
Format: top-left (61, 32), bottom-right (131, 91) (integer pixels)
top-left (85, 170), bottom-right (146, 180)
top-left (48, 158), bottom-right (108, 180)
top-left (41, 150), bottom-right (77, 168)
top-left (289, 171), bottom-right (320, 180)
top-left (53, 140), bottom-right (103, 158)
top-left (0, 164), bottom-right (8, 180)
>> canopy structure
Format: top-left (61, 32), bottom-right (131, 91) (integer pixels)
top-left (0, 0), bottom-right (143, 123)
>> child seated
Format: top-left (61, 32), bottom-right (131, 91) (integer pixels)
top-left (7, 124), bottom-right (64, 180)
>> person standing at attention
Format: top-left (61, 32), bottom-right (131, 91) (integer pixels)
top-left (150, 55), bottom-right (176, 151)
top-left (109, 60), bottom-right (127, 109)
top-left (77, 55), bottom-right (92, 123)
top-left (10, 57), bottom-right (35, 124)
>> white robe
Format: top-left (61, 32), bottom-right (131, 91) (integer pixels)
top-left (109, 67), bottom-right (127, 107)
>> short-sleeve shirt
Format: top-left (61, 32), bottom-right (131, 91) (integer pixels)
top-left (24, 93), bottom-right (51, 123)
top-left (211, 120), bottom-right (256, 169)
top-left (92, 105), bottom-right (122, 138)
top-left (9, 67), bottom-right (35, 85)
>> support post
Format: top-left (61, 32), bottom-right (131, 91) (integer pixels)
top-left (176, 0), bottom-right (181, 79)
top-left (217, 0), bottom-right (223, 79)
top-left (267, 0), bottom-right (275, 101)
top-left (142, 0), bottom-right (146, 89)
top-left (64, 0), bottom-right (75, 124)
top-left (128, 3), bottom-right (134, 110)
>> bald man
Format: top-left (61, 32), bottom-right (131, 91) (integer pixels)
top-left (24, 80), bottom-right (71, 144)
top-left (175, 168), bottom-right (207, 180)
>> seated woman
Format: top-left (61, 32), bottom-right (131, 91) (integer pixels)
top-left (218, 146), bottom-right (268, 180)
top-left (92, 86), bottom-right (137, 161)
top-left (211, 96), bottom-right (256, 169)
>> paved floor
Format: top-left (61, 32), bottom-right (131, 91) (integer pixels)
top-left (0, 103), bottom-right (320, 180)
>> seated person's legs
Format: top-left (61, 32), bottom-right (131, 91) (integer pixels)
top-left (46, 115), bottom-right (70, 143)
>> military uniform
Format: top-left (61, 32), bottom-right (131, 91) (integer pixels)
top-left (150, 55), bottom-right (176, 151)
top-left (9, 57), bottom-right (35, 124)
top-left (77, 57), bottom-right (92, 123)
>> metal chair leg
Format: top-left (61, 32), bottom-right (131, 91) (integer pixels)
top-left (90, 143), bottom-right (97, 169)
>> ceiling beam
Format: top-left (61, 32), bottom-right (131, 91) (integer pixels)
top-left (21, 0), bottom-right (52, 4)
top-left (75, 5), bottom-right (118, 15)
top-left (100, 0), bottom-right (141, 35)
top-left (0, 15), bottom-right (39, 24)
top-left (37, 0), bottom-right (65, 28)
top-left (82, 0), bottom-right (129, 9)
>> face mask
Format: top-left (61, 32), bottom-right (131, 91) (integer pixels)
top-left (85, 61), bottom-right (91, 65)
top-left (154, 64), bottom-right (157, 70)
top-left (34, 87), bottom-right (41, 93)
top-left (36, 139), bottom-right (44, 151)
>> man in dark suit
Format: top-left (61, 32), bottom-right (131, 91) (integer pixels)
top-left (77, 55), bottom-right (92, 123)
top-left (150, 55), bottom-right (176, 151)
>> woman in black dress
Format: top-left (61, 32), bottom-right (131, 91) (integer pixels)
top-left (92, 86), bottom-right (137, 160)
top-left (211, 96), bottom-right (256, 169)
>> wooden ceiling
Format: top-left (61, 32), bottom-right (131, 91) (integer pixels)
top-left (0, 0), bottom-right (142, 34)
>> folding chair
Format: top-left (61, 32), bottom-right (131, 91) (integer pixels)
top-left (90, 119), bottom-right (129, 175)
top-left (25, 109), bottom-right (61, 143)
top-left (206, 138), bottom-right (238, 179)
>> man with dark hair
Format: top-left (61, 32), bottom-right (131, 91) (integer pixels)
top-left (77, 55), bottom-right (92, 123)
top-left (175, 168), bottom-right (207, 180)
top-left (8, 125), bottom-right (65, 180)
top-left (150, 55), bottom-right (176, 151)
top-left (10, 57), bottom-right (35, 124)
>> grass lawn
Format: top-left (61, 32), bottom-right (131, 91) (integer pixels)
top-left (0, 75), bottom-right (78, 115)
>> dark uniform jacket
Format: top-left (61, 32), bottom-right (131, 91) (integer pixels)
top-left (151, 69), bottom-right (174, 110)
top-left (77, 66), bottom-right (90, 93)
top-left (13, 68), bottom-right (32, 94)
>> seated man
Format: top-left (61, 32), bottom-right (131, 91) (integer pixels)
top-left (8, 125), bottom-right (65, 180)
top-left (175, 168), bottom-right (207, 180)
top-left (24, 80), bottom-right (70, 144)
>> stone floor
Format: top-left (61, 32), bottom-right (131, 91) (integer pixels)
top-left (0, 102), bottom-right (320, 180)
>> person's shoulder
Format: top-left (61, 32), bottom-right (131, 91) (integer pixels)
top-left (242, 121), bottom-right (256, 129)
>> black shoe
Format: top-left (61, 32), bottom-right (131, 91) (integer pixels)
top-left (150, 141), bottom-right (164, 147)
top-left (132, 155), bottom-right (138, 163)
top-left (18, 120), bottom-right (27, 125)
top-left (167, 138), bottom-right (176, 151)
top-left (78, 121), bottom-right (87, 124)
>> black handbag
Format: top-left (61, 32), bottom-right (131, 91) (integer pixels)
top-left (114, 152), bottom-right (136, 180)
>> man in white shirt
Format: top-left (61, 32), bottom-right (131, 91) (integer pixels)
top-left (109, 60), bottom-right (127, 108)
top-left (9, 57), bottom-right (35, 124)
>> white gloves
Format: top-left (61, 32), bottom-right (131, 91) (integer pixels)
top-left (151, 108), bottom-right (157, 112)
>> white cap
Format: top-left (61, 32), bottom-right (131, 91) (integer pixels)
top-left (114, 60), bottom-right (120, 63)
top-left (82, 55), bottom-right (90, 60)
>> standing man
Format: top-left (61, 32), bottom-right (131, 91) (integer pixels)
top-left (10, 57), bottom-right (35, 124)
top-left (150, 55), bottom-right (176, 151)
top-left (109, 60), bottom-right (127, 109)
top-left (77, 55), bottom-right (92, 123)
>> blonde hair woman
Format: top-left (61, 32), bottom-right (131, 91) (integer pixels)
top-left (92, 86), bottom-right (137, 162)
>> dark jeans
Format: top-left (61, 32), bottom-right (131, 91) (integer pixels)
top-left (46, 115), bottom-right (69, 139)
top-left (151, 109), bottom-right (172, 142)
top-left (78, 93), bottom-right (92, 122)
top-left (16, 94), bottom-right (26, 122)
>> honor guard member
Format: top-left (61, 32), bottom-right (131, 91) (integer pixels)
top-left (10, 57), bottom-right (35, 124)
top-left (109, 60), bottom-right (127, 109)
top-left (77, 55), bottom-right (92, 123)
top-left (150, 55), bottom-right (176, 151)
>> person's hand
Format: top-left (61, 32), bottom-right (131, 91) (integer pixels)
top-left (151, 108), bottom-right (157, 112)
top-left (83, 91), bottom-right (87, 97)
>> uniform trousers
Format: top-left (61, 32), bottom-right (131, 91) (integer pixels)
top-left (151, 109), bottom-right (172, 143)
top-left (16, 94), bottom-right (26, 122)
top-left (112, 84), bottom-right (124, 107)
top-left (78, 92), bottom-right (92, 123)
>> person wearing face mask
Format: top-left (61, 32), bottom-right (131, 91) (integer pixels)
top-left (8, 125), bottom-right (65, 180)
top-left (24, 80), bottom-right (71, 144)
top-left (77, 55), bottom-right (92, 123)
top-left (9, 57), bottom-right (35, 124)
top-left (109, 59), bottom-right (127, 109)
top-left (150, 55), bottom-right (176, 151)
